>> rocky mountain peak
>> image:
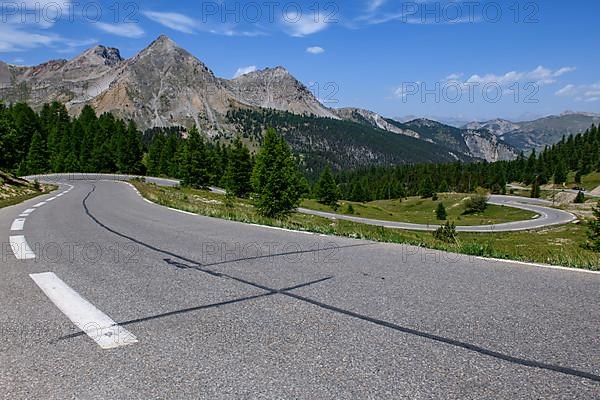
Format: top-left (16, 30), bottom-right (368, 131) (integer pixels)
top-left (144, 34), bottom-right (179, 53)
top-left (73, 45), bottom-right (123, 67)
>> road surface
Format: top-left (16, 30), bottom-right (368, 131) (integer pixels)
top-left (1, 177), bottom-right (598, 399)
top-left (25, 174), bottom-right (577, 233)
top-left (508, 184), bottom-right (600, 198)
top-left (300, 195), bottom-right (577, 232)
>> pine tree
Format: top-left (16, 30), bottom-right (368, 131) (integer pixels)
top-left (223, 137), bottom-right (253, 198)
top-left (314, 166), bottom-right (340, 207)
top-left (553, 159), bottom-right (568, 184)
top-left (436, 202), bottom-right (447, 220)
top-left (530, 176), bottom-right (541, 198)
top-left (574, 169), bottom-right (583, 184)
top-left (23, 131), bottom-right (48, 174)
top-left (0, 103), bottom-right (17, 170)
top-left (117, 120), bottom-right (143, 174)
top-left (180, 126), bottom-right (209, 188)
top-left (252, 128), bottom-right (300, 218)
top-left (588, 201), bottom-right (600, 252)
top-left (574, 191), bottom-right (585, 204)
top-left (438, 180), bottom-right (449, 193)
top-left (161, 132), bottom-right (180, 177)
top-left (419, 176), bottom-right (435, 198)
top-left (146, 133), bottom-right (165, 176)
top-left (10, 103), bottom-right (41, 170)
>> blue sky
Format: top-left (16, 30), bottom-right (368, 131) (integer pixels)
top-left (1, 0), bottom-right (599, 121)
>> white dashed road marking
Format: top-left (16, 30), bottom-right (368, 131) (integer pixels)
top-left (9, 235), bottom-right (36, 260)
top-left (30, 272), bottom-right (138, 349)
top-left (33, 202), bottom-right (46, 208)
top-left (10, 218), bottom-right (26, 231)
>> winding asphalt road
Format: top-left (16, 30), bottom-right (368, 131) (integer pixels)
top-left (1, 176), bottom-right (598, 399)
top-left (25, 174), bottom-right (578, 233)
top-left (508, 184), bottom-right (600, 198)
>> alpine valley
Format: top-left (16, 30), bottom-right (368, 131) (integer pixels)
top-left (0, 35), bottom-right (596, 171)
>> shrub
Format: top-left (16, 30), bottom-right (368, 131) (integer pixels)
top-left (463, 194), bottom-right (489, 214)
top-left (436, 202), bottom-right (447, 220)
top-left (345, 203), bottom-right (355, 214)
top-left (574, 191), bottom-right (585, 204)
top-left (588, 201), bottom-right (600, 252)
top-left (433, 221), bottom-right (457, 243)
top-left (314, 166), bottom-right (340, 208)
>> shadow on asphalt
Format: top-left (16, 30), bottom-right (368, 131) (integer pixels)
top-left (67, 184), bottom-right (600, 384)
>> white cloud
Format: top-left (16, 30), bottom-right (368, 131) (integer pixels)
top-left (554, 82), bottom-right (600, 102)
top-left (216, 29), bottom-right (266, 37)
top-left (555, 84), bottom-right (576, 97)
top-left (445, 73), bottom-right (463, 81)
top-left (393, 81), bottom-right (422, 98)
top-left (393, 66), bottom-right (578, 100)
top-left (233, 66), bottom-right (257, 78)
top-left (142, 10), bottom-right (265, 37)
top-left (281, 11), bottom-right (332, 37)
top-left (95, 22), bottom-right (145, 38)
top-left (367, 0), bottom-right (388, 12)
top-left (306, 46), bottom-right (325, 55)
top-left (458, 66), bottom-right (576, 88)
top-left (0, 24), bottom-right (60, 52)
top-left (143, 11), bottom-right (197, 34)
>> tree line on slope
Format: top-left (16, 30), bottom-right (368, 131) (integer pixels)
top-left (0, 102), bottom-right (306, 217)
top-left (226, 108), bottom-right (470, 180)
top-left (333, 125), bottom-right (600, 202)
top-left (0, 102), bottom-right (256, 192)
top-left (0, 102), bottom-right (144, 175)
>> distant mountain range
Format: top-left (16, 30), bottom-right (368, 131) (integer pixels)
top-left (462, 112), bottom-right (600, 153)
top-left (0, 35), bottom-right (597, 167)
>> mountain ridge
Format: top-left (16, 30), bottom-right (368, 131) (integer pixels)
top-left (1, 35), bottom-right (597, 163)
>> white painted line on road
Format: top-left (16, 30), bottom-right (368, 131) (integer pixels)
top-left (167, 207), bottom-right (197, 216)
top-left (9, 235), bottom-right (36, 260)
top-left (29, 272), bottom-right (138, 349)
top-left (33, 202), bottom-right (46, 208)
top-left (478, 256), bottom-right (600, 275)
top-left (248, 223), bottom-right (315, 235)
top-left (46, 196), bottom-right (57, 201)
top-left (20, 208), bottom-right (35, 216)
top-left (10, 218), bottom-right (26, 231)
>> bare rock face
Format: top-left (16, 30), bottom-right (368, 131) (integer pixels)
top-left (0, 35), bottom-right (565, 162)
top-left (89, 35), bottom-right (238, 133)
top-left (462, 130), bottom-right (518, 162)
top-left (224, 66), bottom-right (337, 119)
top-left (332, 108), bottom-right (420, 138)
top-left (0, 45), bottom-right (123, 109)
top-left (464, 119), bottom-right (521, 137)
top-left (0, 35), bottom-right (339, 133)
top-left (402, 118), bottom-right (519, 162)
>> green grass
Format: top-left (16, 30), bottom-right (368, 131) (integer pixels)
top-left (132, 181), bottom-right (600, 270)
top-left (302, 194), bottom-right (538, 226)
top-left (507, 172), bottom-right (600, 201)
top-left (567, 171), bottom-right (600, 191)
